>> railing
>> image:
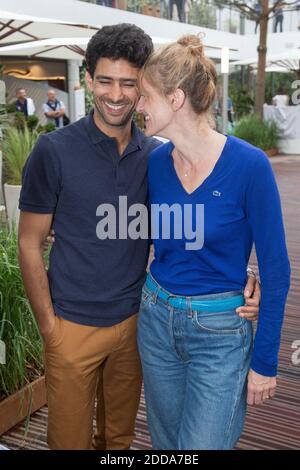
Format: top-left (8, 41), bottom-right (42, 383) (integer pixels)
top-left (79, 0), bottom-right (300, 34)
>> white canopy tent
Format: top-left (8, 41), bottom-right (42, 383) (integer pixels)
top-left (0, 1), bottom-right (238, 123)
top-left (0, 0), bottom-right (241, 60)
top-left (231, 49), bottom-right (300, 76)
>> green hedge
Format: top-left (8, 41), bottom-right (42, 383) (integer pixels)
top-left (232, 115), bottom-right (279, 151)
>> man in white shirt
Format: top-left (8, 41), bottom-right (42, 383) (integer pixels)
top-left (272, 87), bottom-right (289, 106)
top-left (43, 89), bottom-right (65, 128)
top-left (15, 88), bottom-right (35, 116)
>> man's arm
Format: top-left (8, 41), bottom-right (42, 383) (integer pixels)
top-left (18, 211), bottom-right (56, 340)
top-left (57, 102), bottom-right (65, 117)
top-left (57, 108), bottom-right (65, 117)
top-left (44, 111), bottom-right (59, 118)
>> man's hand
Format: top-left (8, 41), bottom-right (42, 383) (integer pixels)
top-left (247, 368), bottom-right (276, 405)
top-left (40, 315), bottom-right (56, 343)
top-left (236, 273), bottom-right (260, 321)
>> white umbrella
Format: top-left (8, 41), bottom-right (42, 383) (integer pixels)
top-left (231, 49), bottom-right (300, 74)
top-left (0, 37), bottom-right (90, 60)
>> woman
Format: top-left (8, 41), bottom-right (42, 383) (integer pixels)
top-left (136, 35), bottom-right (290, 450)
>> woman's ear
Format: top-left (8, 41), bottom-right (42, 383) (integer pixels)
top-left (170, 88), bottom-right (185, 111)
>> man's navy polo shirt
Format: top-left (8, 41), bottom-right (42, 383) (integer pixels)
top-left (19, 111), bottom-right (161, 326)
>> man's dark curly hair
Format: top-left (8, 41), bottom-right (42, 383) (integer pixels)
top-left (85, 23), bottom-right (153, 78)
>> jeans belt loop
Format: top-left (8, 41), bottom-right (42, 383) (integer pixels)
top-left (187, 298), bottom-right (193, 318)
top-left (153, 286), bottom-right (160, 304)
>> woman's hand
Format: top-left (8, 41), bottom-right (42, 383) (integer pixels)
top-left (43, 229), bottom-right (55, 254)
top-left (247, 368), bottom-right (276, 405)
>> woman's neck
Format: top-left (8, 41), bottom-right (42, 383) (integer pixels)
top-left (168, 119), bottom-right (225, 167)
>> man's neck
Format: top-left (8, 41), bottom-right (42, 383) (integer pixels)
top-left (93, 110), bottom-right (132, 156)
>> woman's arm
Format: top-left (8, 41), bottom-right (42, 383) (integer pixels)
top-left (245, 151), bottom-right (290, 404)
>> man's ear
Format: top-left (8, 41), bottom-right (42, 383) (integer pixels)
top-left (170, 88), bottom-right (185, 111)
top-left (85, 70), bottom-right (93, 92)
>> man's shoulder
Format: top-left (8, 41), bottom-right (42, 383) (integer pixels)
top-left (135, 128), bottom-right (163, 155)
top-left (40, 117), bottom-right (86, 146)
top-left (143, 135), bottom-right (162, 153)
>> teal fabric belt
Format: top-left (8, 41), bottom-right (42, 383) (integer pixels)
top-left (145, 275), bottom-right (244, 312)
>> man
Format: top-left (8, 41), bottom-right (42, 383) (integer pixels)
top-left (15, 88), bottom-right (35, 117)
top-left (43, 89), bottom-right (65, 128)
top-left (254, 2), bottom-right (262, 34)
top-left (272, 87), bottom-right (289, 106)
top-left (274, 3), bottom-right (284, 33)
top-left (169, 0), bottom-right (186, 23)
top-left (18, 24), bottom-right (260, 450)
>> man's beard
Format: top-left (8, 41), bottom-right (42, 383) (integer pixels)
top-left (93, 94), bottom-right (136, 128)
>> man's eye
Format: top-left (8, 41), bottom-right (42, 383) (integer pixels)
top-left (98, 80), bottom-right (110, 85)
top-left (123, 83), bottom-right (135, 87)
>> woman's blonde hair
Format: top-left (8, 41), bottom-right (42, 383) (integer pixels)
top-left (141, 34), bottom-right (217, 116)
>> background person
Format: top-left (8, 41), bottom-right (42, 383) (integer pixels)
top-left (15, 88), bottom-right (35, 117)
top-left (43, 90), bottom-right (65, 128)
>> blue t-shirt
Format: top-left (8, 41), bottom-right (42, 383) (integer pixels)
top-left (19, 111), bottom-right (160, 327)
top-left (148, 136), bottom-right (290, 376)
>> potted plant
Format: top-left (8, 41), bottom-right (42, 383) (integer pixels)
top-left (232, 115), bottom-right (279, 156)
top-left (0, 227), bottom-right (45, 436)
top-left (2, 123), bottom-right (40, 229)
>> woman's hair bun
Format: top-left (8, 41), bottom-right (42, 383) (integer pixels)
top-left (177, 34), bottom-right (204, 58)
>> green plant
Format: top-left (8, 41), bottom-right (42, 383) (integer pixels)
top-left (13, 112), bottom-right (26, 130)
top-left (37, 122), bottom-right (56, 134)
top-left (0, 104), bottom-right (9, 138)
top-left (5, 103), bottom-right (16, 114)
top-left (80, 64), bottom-right (93, 115)
top-left (2, 123), bottom-right (40, 185)
top-left (229, 85), bottom-right (254, 120)
top-left (26, 115), bottom-right (39, 131)
top-left (0, 227), bottom-right (43, 400)
top-left (232, 115), bottom-right (279, 151)
top-left (189, 0), bottom-right (217, 28)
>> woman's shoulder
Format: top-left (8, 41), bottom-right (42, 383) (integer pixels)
top-left (228, 135), bottom-right (270, 170)
top-left (148, 140), bottom-right (173, 165)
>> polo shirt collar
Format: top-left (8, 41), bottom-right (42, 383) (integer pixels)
top-left (84, 109), bottom-right (143, 151)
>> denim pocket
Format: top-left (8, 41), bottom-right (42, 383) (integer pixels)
top-left (141, 286), bottom-right (153, 305)
top-left (192, 309), bottom-right (246, 335)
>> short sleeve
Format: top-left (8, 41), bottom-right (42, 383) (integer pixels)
top-left (43, 103), bottom-right (49, 114)
top-left (19, 134), bottom-right (61, 214)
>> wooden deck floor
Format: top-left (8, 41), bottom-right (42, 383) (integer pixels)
top-left (1, 156), bottom-right (299, 450)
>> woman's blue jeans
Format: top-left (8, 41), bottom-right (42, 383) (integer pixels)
top-left (137, 277), bottom-right (253, 450)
